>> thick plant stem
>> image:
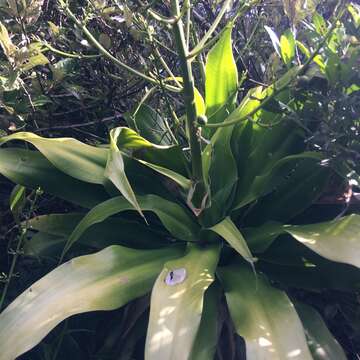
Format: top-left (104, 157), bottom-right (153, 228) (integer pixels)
top-left (171, 0), bottom-right (206, 211)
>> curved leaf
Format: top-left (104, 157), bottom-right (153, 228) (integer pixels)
top-left (110, 127), bottom-right (190, 190)
top-left (218, 263), bottom-right (312, 360)
top-left (145, 244), bottom-right (220, 360)
top-left (245, 214), bottom-right (360, 269)
top-left (0, 148), bottom-right (109, 208)
top-left (63, 195), bottom-right (200, 257)
top-left (209, 217), bottom-right (254, 263)
top-left (295, 303), bottom-right (347, 360)
top-left (0, 245), bottom-right (183, 360)
top-left (285, 214), bottom-right (360, 268)
top-left (106, 127), bottom-right (143, 216)
top-left (0, 131), bottom-right (108, 184)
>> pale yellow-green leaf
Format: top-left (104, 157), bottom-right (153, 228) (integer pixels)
top-left (348, 3), bottom-right (360, 28)
top-left (205, 24), bottom-right (238, 126)
top-left (19, 52), bottom-right (49, 71)
top-left (0, 132), bottom-right (108, 184)
top-left (280, 29), bottom-right (295, 65)
top-left (194, 88), bottom-right (206, 116)
top-left (0, 245), bottom-right (183, 360)
top-left (285, 214), bottom-right (360, 268)
top-left (218, 263), bottom-right (313, 360)
top-left (0, 22), bottom-right (17, 61)
top-left (145, 244), bottom-right (220, 360)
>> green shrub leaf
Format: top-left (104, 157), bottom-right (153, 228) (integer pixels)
top-left (0, 148), bottom-right (109, 208)
top-left (145, 244), bottom-right (220, 360)
top-left (0, 132), bottom-right (108, 184)
top-left (285, 214), bottom-right (360, 268)
top-left (0, 245), bottom-right (183, 360)
top-left (218, 263), bottom-right (313, 360)
top-left (62, 195), bottom-right (200, 257)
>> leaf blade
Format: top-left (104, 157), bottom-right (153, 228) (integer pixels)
top-left (0, 245), bottom-right (183, 360)
top-left (218, 263), bottom-right (313, 360)
top-left (145, 244), bottom-right (220, 360)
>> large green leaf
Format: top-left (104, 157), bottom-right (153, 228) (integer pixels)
top-left (204, 124), bottom-right (237, 224)
top-left (62, 195), bottom-right (200, 257)
top-left (145, 244), bottom-right (220, 360)
top-left (244, 159), bottom-right (330, 225)
top-left (245, 214), bottom-right (360, 268)
top-left (234, 152), bottom-right (323, 210)
top-left (295, 303), bottom-right (347, 360)
top-left (285, 214), bottom-right (360, 268)
top-left (0, 148), bottom-right (109, 208)
top-left (258, 234), bottom-right (360, 291)
top-left (218, 263), bottom-right (312, 360)
top-left (205, 24), bottom-right (238, 132)
top-left (0, 245), bottom-right (183, 360)
top-left (0, 131), bottom-right (108, 184)
top-left (25, 213), bottom-right (168, 257)
top-left (209, 217), bottom-right (254, 263)
top-left (233, 120), bottom-right (303, 209)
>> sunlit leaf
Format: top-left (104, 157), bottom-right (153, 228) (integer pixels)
top-left (312, 12), bottom-right (327, 35)
top-left (285, 214), bottom-right (360, 268)
top-left (0, 21), bottom-right (17, 61)
top-left (205, 24), bottom-right (238, 131)
top-left (264, 26), bottom-right (281, 56)
top-left (280, 29), bottom-right (295, 65)
top-left (145, 244), bottom-right (220, 360)
top-left (0, 132), bottom-right (108, 184)
top-left (218, 263), bottom-right (313, 360)
top-left (348, 3), bottom-right (360, 28)
top-left (0, 245), bottom-right (183, 360)
top-left (0, 148), bottom-right (109, 208)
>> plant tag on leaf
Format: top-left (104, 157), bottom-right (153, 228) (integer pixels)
top-left (165, 268), bottom-right (187, 286)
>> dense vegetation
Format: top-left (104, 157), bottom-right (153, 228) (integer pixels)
top-left (0, 0), bottom-right (359, 359)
